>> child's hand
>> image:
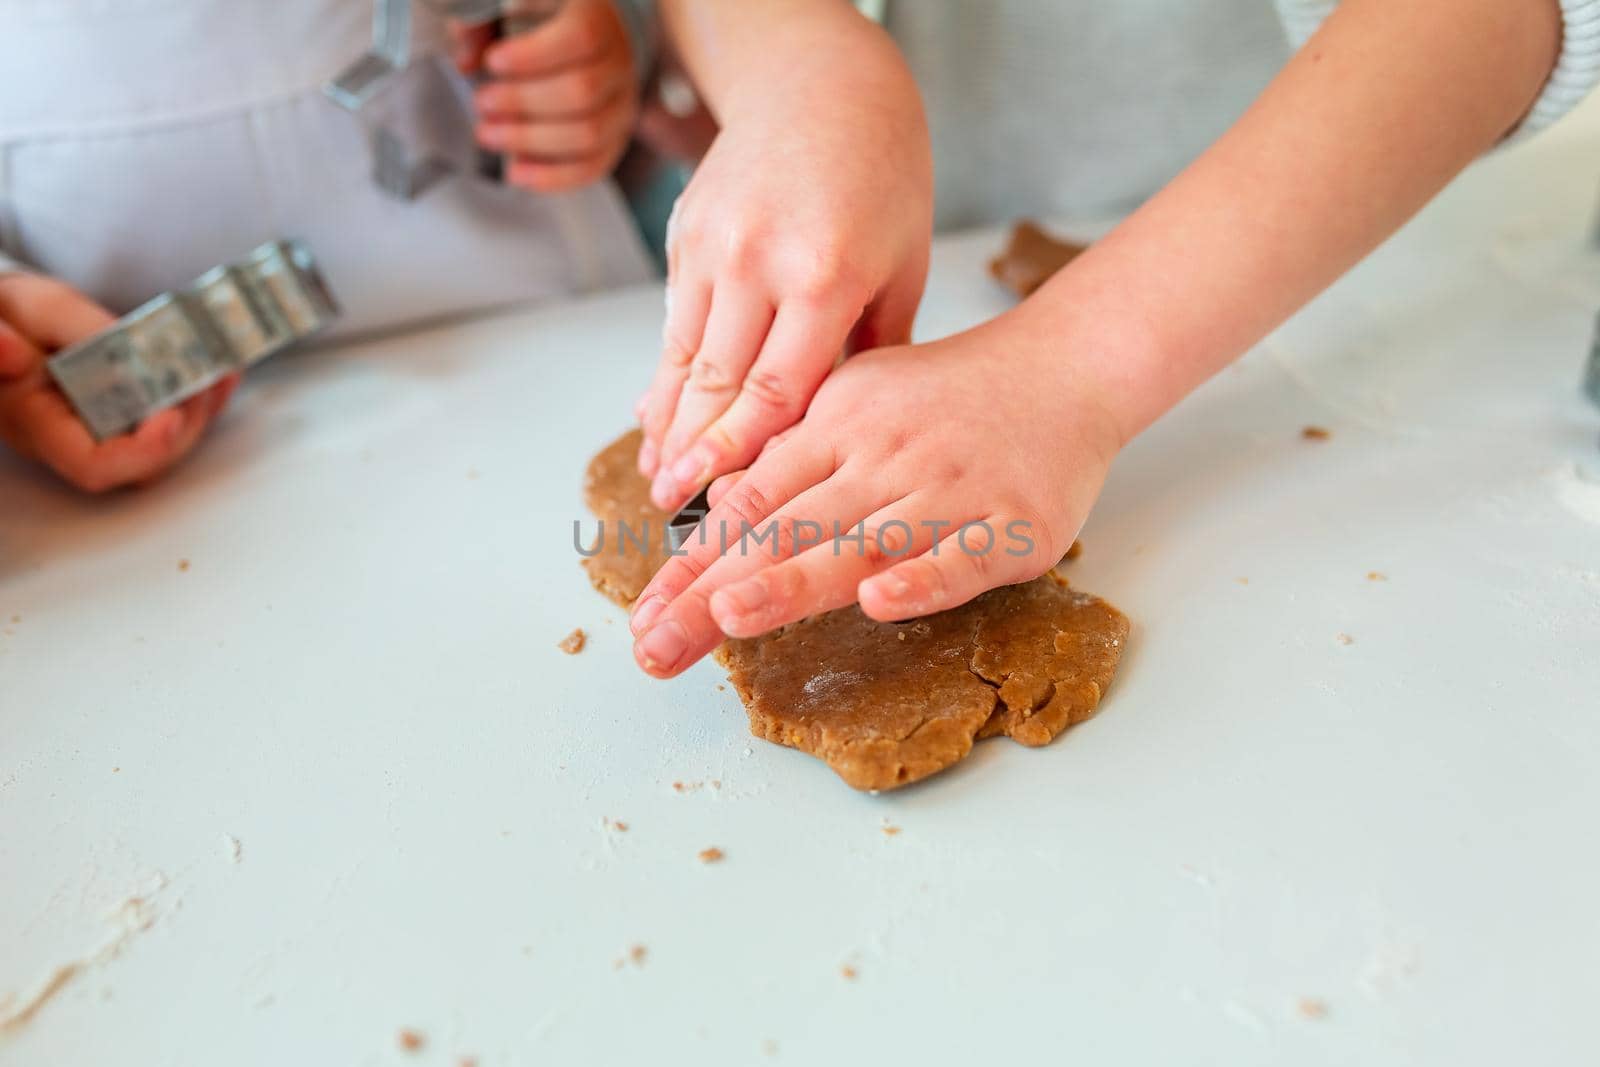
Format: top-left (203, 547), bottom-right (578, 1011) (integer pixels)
top-left (626, 316), bottom-right (1124, 678)
top-left (458, 0), bottom-right (640, 192)
top-left (0, 273), bottom-right (237, 493)
top-left (637, 5), bottom-right (932, 514)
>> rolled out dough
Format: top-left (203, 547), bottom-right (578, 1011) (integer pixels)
top-left (579, 428), bottom-right (1131, 790)
top-left (582, 428), bottom-right (671, 606)
top-left (989, 220), bottom-right (1088, 298)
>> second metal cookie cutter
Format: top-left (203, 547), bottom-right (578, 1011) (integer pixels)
top-left (48, 240), bottom-right (340, 441)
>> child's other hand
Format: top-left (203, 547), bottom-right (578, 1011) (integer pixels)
top-left (626, 316), bottom-right (1124, 678)
top-left (636, 44), bottom-right (933, 514)
top-left (0, 273), bottom-right (237, 493)
top-left (460, 0), bottom-right (639, 192)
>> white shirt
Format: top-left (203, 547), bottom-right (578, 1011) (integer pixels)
top-left (0, 0), bottom-right (655, 338)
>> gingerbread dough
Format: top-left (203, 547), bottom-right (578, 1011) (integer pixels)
top-left (989, 220), bottom-right (1088, 298)
top-left (581, 428), bottom-right (671, 606)
top-left (579, 428), bottom-right (1131, 791)
top-left (716, 578), bottom-right (1128, 790)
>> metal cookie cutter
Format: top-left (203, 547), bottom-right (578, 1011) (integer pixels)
top-left (325, 0), bottom-right (565, 199)
top-left (666, 486), bottom-right (711, 552)
top-left (48, 240), bottom-right (339, 441)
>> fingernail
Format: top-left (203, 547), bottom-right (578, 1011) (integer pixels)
top-left (714, 579), bottom-right (768, 620)
top-left (637, 620), bottom-right (689, 672)
top-left (670, 449), bottom-right (707, 487)
top-left (638, 439), bottom-right (658, 477)
top-left (868, 572), bottom-right (910, 600)
top-left (650, 470), bottom-right (678, 510)
top-left (630, 594), bottom-right (667, 636)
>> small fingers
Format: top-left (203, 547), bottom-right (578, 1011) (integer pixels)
top-left (0, 317), bottom-right (41, 380)
top-left (0, 274), bottom-right (117, 352)
top-left (650, 285), bottom-right (776, 509)
top-left (639, 276), bottom-right (712, 477)
top-left (476, 89), bottom-right (632, 158)
top-left (858, 516), bottom-right (1047, 621)
top-left (504, 155), bottom-right (616, 193)
top-left (709, 492), bottom-right (939, 638)
top-left (628, 435), bottom-right (835, 638)
top-left (666, 298), bottom-right (856, 502)
top-left (483, 0), bottom-right (625, 78)
top-left (475, 63), bottom-right (628, 119)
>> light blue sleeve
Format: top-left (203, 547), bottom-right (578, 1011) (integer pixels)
top-left (1273, 0), bottom-right (1600, 141)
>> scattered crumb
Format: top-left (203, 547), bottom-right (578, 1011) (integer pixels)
top-left (881, 824), bottom-right (901, 837)
top-left (557, 628), bottom-right (587, 655)
top-left (111, 767), bottom-right (120, 774)
top-left (1235, 577), bottom-right (1249, 585)
top-left (611, 819), bottom-right (629, 832)
top-left (1302, 426), bottom-right (1331, 441)
top-left (1065, 540), bottom-right (1083, 560)
top-left (672, 781), bottom-right (685, 792)
top-left (840, 965), bottom-right (858, 980)
top-left (761, 1039), bottom-right (779, 1057)
top-left (710, 779), bottom-right (721, 790)
top-left (1367, 571), bottom-right (1388, 582)
top-left (9, 615), bottom-right (18, 624)
top-left (897, 631), bottom-right (907, 641)
top-left (467, 469), bottom-right (480, 481)
top-left (672, 779), bottom-right (708, 793)
top-left (457, 1057), bottom-right (479, 1067)
top-left (716, 683), bottom-right (726, 692)
top-left (1297, 997), bottom-right (1329, 1020)
top-left (630, 945), bottom-right (647, 966)
top-left (177, 559), bottom-right (191, 572)
top-left (1336, 632), bottom-right (1354, 646)
top-left (221, 834), bottom-right (242, 863)
top-left (698, 847), bottom-right (725, 864)
top-left (397, 1029), bottom-right (425, 1052)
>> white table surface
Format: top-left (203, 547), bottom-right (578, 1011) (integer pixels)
top-left (4, 101), bottom-right (1600, 1066)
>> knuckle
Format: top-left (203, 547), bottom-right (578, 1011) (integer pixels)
top-left (791, 245), bottom-right (865, 304)
top-left (720, 226), bottom-right (762, 277)
top-left (722, 481), bottom-right (774, 530)
top-left (687, 356), bottom-right (738, 395)
top-left (739, 371), bottom-right (796, 416)
top-left (571, 64), bottom-right (607, 101)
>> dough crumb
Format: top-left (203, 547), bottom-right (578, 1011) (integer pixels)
top-left (222, 834), bottom-right (242, 863)
top-left (9, 615), bottom-right (18, 624)
top-left (1065, 540), bottom-right (1083, 561)
top-left (761, 1039), bottom-right (779, 1057)
top-left (1336, 632), bottom-right (1355, 646)
top-left (697, 847), bottom-right (725, 864)
top-left (177, 559), bottom-right (191, 572)
top-left (457, 1057), bottom-right (479, 1067)
top-left (557, 628), bottom-right (587, 655)
top-left (896, 631), bottom-right (906, 641)
top-left (629, 944), bottom-right (648, 966)
top-left (717, 683), bottom-right (726, 691)
top-left (840, 965), bottom-right (858, 980)
top-left (1367, 571), bottom-right (1388, 581)
top-left (1302, 426), bottom-right (1331, 441)
top-left (112, 767), bottom-right (120, 774)
top-left (397, 1029), bottom-right (425, 1052)
top-left (881, 823), bottom-right (901, 837)
top-left (1297, 997), bottom-right (1329, 1020)
top-left (1235, 577), bottom-right (1249, 585)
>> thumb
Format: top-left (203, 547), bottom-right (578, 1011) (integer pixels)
top-left (0, 274), bottom-right (117, 353)
top-left (848, 251), bottom-right (928, 355)
top-left (0, 318), bottom-right (41, 381)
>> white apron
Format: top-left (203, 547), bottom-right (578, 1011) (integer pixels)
top-left (0, 0), bottom-right (654, 338)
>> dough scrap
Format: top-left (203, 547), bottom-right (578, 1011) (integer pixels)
top-left (579, 428), bottom-right (1131, 791)
top-left (716, 577), bottom-right (1128, 790)
top-left (581, 428), bottom-right (671, 606)
top-left (989, 220), bottom-right (1088, 298)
